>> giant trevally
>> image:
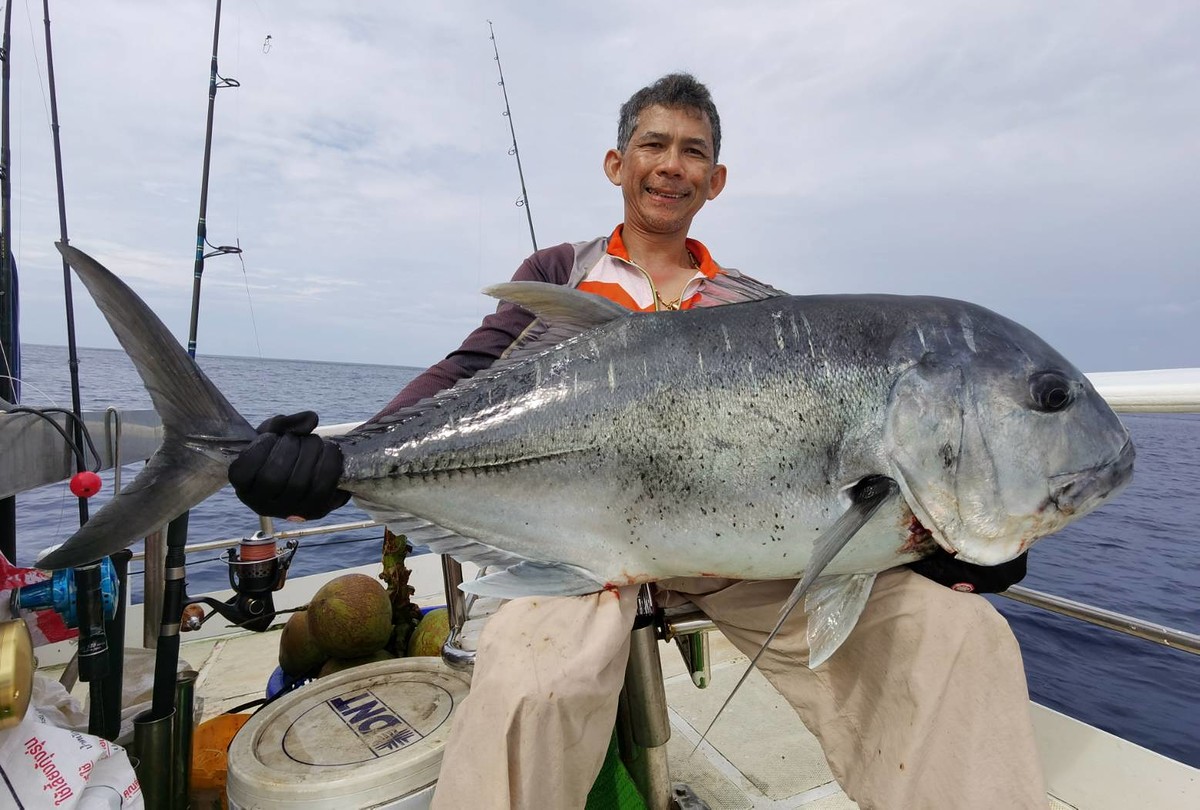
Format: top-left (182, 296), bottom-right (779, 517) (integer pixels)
top-left (38, 244), bottom-right (1133, 666)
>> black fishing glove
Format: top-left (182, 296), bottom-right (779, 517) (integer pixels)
top-left (907, 548), bottom-right (1028, 594)
top-left (229, 411), bottom-right (351, 520)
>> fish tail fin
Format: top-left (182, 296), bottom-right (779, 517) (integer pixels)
top-left (36, 245), bottom-right (257, 570)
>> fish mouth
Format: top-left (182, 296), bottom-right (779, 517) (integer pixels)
top-left (1046, 438), bottom-right (1136, 516)
top-left (894, 485), bottom-right (959, 557)
top-left (901, 438), bottom-right (1136, 566)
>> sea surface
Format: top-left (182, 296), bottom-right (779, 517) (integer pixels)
top-left (10, 344), bottom-right (1200, 769)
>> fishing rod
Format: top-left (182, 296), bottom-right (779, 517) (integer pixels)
top-left (137, 2), bottom-right (243, 801)
top-left (41, 1), bottom-right (87, 526)
top-left (186, 0), bottom-right (241, 360)
top-left (0, 0), bottom-right (17, 562)
top-left (42, 0), bottom-right (118, 740)
top-left (488, 20), bottom-right (537, 253)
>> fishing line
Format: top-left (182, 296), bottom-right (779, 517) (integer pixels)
top-left (0, 374), bottom-right (52, 405)
top-left (0, 405), bottom-right (102, 471)
top-left (20, 0), bottom-right (48, 126)
top-left (0, 378), bottom-right (79, 549)
top-left (233, 243), bottom-right (264, 358)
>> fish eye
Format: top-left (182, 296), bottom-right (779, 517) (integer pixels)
top-left (1029, 371), bottom-right (1074, 412)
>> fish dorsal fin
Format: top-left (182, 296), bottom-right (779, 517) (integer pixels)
top-left (691, 475), bottom-right (898, 754)
top-left (485, 281), bottom-right (632, 328)
top-left (697, 270), bottom-right (789, 306)
top-left (361, 276), bottom-right (777, 435)
top-left (484, 281), bottom-right (633, 363)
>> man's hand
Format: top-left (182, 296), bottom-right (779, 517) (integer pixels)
top-left (229, 411), bottom-right (351, 520)
top-left (907, 548), bottom-right (1028, 593)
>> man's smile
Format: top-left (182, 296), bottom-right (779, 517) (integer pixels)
top-left (645, 186), bottom-right (689, 201)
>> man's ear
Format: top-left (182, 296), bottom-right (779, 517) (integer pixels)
top-left (603, 148), bottom-right (623, 186)
top-left (707, 163), bottom-right (728, 200)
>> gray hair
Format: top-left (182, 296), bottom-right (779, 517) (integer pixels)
top-left (616, 73), bottom-right (721, 161)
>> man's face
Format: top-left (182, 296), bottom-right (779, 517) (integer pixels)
top-left (604, 104), bottom-right (727, 237)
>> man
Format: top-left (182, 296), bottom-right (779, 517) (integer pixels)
top-left (231, 74), bottom-right (1045, 809)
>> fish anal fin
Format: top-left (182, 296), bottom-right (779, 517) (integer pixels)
top-left (460, 561), bottom-right (606, 599)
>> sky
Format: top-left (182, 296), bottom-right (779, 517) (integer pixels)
top-left (3, 1), bottom-right (1197, 375)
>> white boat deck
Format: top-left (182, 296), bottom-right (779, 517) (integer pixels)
top-left (162, 557), bottom-right (1109, 810)
top-left (38, 554), bottom-right (1195, 808)
top-left (175, 603), bottom-right (1090, 809)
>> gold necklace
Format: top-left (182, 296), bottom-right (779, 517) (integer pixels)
top-left (654, 251), bottom-right (700, 311)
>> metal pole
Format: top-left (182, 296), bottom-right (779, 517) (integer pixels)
top-left (999, 585), bottom-right (1200, 656)
top-left (620, 586), bottom-right (672, 810)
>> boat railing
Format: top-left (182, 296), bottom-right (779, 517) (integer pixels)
top-left (138, 517), bottom-right (1200, 657)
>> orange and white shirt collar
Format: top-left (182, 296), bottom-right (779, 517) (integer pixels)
top-left (577, 224), bottom-right (724, 312)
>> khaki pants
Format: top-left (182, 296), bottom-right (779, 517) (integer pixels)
top-left (431, 568), bottom-right (1047, 810)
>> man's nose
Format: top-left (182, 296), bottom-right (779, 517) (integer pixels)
top-left (657, 146), bottom-right (685, 176)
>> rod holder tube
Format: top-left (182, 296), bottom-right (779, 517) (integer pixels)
top-left (619, 621), bottom-right (673, 810)
top-left (133, 709), bottom-right (175, 809)
top-left (675, 631), bottom-right (711, 690)
top-left (173, 669), bottom-right (198, 809)
top-left (624, 623), bottom-right (671, 748)
top-left (439, 555), bottom-right (475, 670)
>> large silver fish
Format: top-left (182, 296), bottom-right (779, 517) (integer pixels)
top-left (39, 245), bottom-right (1134, 665)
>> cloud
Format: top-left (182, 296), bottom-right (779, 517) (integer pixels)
top-left (5, 1), bottom-right (1197, 374)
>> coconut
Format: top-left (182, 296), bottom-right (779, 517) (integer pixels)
top-left (278, 610), bottom-right (328, 677)
top-left (307, 573), bottom-right (393, 659)
top-left (406, 608), bottom-right (451, 658)
top-left (317, 649), bottom-right (395, 678)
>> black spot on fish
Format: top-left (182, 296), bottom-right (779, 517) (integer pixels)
top-left (940, 443), bottom-right (955, 468)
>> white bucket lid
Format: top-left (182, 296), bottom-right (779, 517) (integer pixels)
top-left (227, 657), bottom-right (471, 809)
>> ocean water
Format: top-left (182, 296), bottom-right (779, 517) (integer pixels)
top-left (9, 344), bottom-right (1200, 768)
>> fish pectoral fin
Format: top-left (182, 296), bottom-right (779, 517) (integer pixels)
top-left (776, 475), bottom-right (898, 622)
top-left (460, 562), bottom-right (607, 599)
top-left (804, 573), bottom-right (877, 668)
top-left (691, 474), bottom-right (898, 754)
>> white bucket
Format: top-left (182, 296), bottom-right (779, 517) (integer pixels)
top-left (227, 657), bottom-right (471, 809)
